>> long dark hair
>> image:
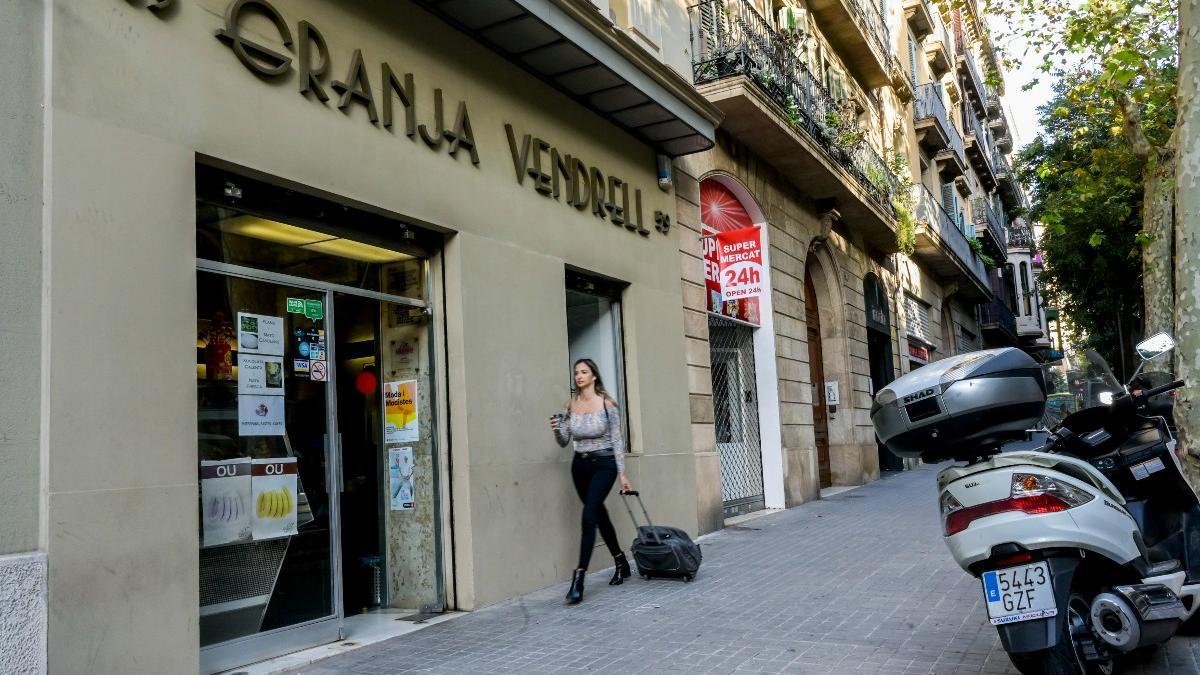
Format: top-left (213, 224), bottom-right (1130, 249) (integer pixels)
top-left (572, 358), bottom-right (616, 405)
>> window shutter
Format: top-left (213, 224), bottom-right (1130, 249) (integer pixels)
top-left (908, 31), bottom-right (919, 87)
top-left (941, 182), bottom-right (956, 216)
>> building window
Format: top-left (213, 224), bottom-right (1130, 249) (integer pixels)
top-left (565, 270), bottom-right (628, 415)
top-left (1020, 261), bottom-right (1031, 316)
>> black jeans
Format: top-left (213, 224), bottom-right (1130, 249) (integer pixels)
top-left (571, 454), bottom-right (622, 570)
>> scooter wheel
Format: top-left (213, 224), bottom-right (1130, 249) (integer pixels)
top-left (1006, 593), bottom-right (1114, 675)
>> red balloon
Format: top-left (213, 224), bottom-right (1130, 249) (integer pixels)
top-left (355, 371), bottom-right (378, 395)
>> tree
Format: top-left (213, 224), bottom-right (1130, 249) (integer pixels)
top-left (985, 0), bottom-right (1178, 350)
top-left (1175, 0), bottom-right (1200, 478)
top-left (1018, 78), bottom-right (1147, 373)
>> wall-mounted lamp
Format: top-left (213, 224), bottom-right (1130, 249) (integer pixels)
top-left (656, 154), bottom-right (672, 192)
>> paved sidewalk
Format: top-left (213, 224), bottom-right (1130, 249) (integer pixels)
top-left (285, 465), bottom-right (1200, 674)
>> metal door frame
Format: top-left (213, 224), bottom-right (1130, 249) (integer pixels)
top-left (709, 317), bottom-right (764, 515)
top-left (197, 259), bottom-right (432, 674)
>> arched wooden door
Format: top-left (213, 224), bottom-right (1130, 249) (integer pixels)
top-left (804, 269), bottom-right (832, 488)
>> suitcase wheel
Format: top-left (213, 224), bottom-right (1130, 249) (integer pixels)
top-left (684, 574), bottom-right (694, 582)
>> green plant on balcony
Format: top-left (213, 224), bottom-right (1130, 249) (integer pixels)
top-left (966, 235), bottom-right (996, 268)
top-left (888, 150), bottom-right (917, 255)
top-left (823, 107), bottom-right (866, 151)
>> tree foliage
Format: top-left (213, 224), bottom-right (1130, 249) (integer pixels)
top-left (1018, 78), bottom-right (1145, 372)
top-left (983, 0), bottom-right (1177, 157)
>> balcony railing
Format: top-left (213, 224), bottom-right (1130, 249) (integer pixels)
top-left (913, 185), bottom-right (989, 292)
top-left (972, 196), bottom-right (1007, 252)
top-left (689, 0), bottom-right (899, 215)
top-left (914, 83), bottom-right (966, 166)
top-left (978, 299), bottom-right (1018, 342)
top-left (847, 0), bottom-right (892, 72)
top-left (954, 19), bottom-right (988, 113)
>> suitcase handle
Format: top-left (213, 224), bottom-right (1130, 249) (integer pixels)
top-left (620, 490), bottom-right (662, 546)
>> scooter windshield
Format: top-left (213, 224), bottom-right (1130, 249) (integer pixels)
top-left (1040, 350), bottom-right (1123, 429)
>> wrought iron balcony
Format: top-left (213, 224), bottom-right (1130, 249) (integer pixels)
top-left (913, 83), bottom-right (966, 174)
top-left (961, 102), bottom-right (996, 190)
top-left (924, 9), bottom-right (953, 77)
top-left (993, 150), bottom-right (1021, 209)
top-left (808, 0), bottom-right (893, 88)
top-left (978, 298), bottom-right (1018, 345)
top-left (954, 21), bottom-right (988, 118)
top-left (972, 196), bottom-right (1007, 259)
top-left (689, 0), bottom-right (902, 250)
top-left (912, 185), bottom-right (990, 299)
top-left (985, 87), bottom-right (1002, 120)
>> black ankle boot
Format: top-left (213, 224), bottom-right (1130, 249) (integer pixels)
top-left (565, 568), bottom-right (585, 604)
top-left (609, 552), bottom-right (631, 586)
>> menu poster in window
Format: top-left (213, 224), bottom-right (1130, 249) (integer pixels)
top-left (251, 458), bottom-right (298, 540)
top-left (388, 446), bottom-right (415, 511)
top-left (238, 394), bottom-right (286, 436)
top-left (384, 380), bottom-right (419, 443)
top-left (200, 458), bottom-right (253, 547)
top-left (237, 312), bottom-right (285, 356)
top-left (238, 354), bottom-right (285, 396)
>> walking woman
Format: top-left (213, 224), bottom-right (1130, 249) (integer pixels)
top-left (549, 358), bottom-right (634, 604)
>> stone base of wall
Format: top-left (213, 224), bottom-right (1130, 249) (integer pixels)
top-left (0, 552), bottom-right (47, 674)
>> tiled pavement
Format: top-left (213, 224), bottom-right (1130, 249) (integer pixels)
top-left (285, 464), bottom-right (1200, 674)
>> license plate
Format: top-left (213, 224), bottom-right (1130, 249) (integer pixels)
top-left (981, 562), bottom-right (1058, 625)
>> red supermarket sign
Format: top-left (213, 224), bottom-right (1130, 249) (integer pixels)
top-left (715, 227), bottom-right (763, 300)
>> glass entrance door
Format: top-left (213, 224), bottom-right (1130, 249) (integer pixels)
top-left (197, 271), bottom-right (340, 673)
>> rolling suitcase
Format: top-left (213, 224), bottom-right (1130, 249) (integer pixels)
top-left (620, 490), bottom-right (702, 581)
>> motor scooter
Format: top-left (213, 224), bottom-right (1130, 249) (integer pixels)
top-left (872, 333), bottom-right (1192, 675)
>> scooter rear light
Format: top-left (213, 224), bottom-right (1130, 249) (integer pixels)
top-left (942, 474), bottom-right (1093, 536)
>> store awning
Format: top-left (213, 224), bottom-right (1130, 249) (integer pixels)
top-left (414, 0), bottom-right (721, 157)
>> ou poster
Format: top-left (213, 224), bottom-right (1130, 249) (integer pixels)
top-left (384, 380), bottom-right (419, 443)
top-left (238, 394), bottom-right (286, 436)
top-left (200, 458), bottom-right (253, 547)
top-left (389, 447), bottom-right (415, 511)
top-left (714, 226), bottom-right (764, 301)
top-left (237, 312), bottom-right (285, 356)
top-left (251, 458), bottom-right (298, 540)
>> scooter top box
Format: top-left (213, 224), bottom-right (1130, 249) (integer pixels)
top-left (871, 348), bottom-right (1046, 462)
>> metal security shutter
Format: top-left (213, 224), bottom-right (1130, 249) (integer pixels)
top-left (904, 294), bottom-right (933, 344)
top-left (708, 315), bottom-right (764, 516)
top-left (959, 326), bottom-right (980, 352)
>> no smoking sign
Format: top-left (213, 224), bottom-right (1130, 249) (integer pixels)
top-left (310, 361), bottom-right (328, 382)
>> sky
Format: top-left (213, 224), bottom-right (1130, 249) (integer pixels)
top-left (988, 26), bottom-right (1056, 154)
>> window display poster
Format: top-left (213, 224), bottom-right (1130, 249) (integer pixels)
top-left (251, 458), bottom-right (299, 540)
top-left (238, 354), bottom-right (285, 396)
top-left (238, 394), bottom-right (286, 436)
top-left (389, 447), bottom-right (415, 511)
top-left (237, 312), bottom-right (285, 356)
top-left (384, 380), bottom-right (419, 443)
top-left (200, 458), bottom-right (253, 547)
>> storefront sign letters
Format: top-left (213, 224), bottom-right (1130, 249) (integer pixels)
top-left (129, 0), bottom-right (669, 239)
top-left (505, 125), bottom-right (669, 237)
top-left (908, 343), bottom-right (931, 364)
top-left (207, 0), bottom-right (478, 164)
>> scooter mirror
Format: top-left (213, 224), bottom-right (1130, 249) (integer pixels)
top-left (1135, 332), bottom-right (1176, 361)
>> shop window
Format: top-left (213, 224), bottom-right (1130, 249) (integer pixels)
top-left (565, 270), bottom-right (628, 415)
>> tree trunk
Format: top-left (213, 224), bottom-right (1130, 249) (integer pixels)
top-left (1175, 0), bottom-right (1200, 483)
top-left (1143, 150), bottom-right (1175, 373)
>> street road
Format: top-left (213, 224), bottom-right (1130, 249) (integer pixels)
top-left (286, 465), bottom-right (1200, 674)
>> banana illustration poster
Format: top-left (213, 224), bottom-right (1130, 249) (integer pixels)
top-left (384, 380), bottom-right (419, 443)
top-left (251, 457), bottom-right (299, 540)
top-left (200, 458), bottom-right (253, 547)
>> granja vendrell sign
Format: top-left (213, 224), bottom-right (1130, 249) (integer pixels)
top-left (127, 0), bottom-right (670, 237)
